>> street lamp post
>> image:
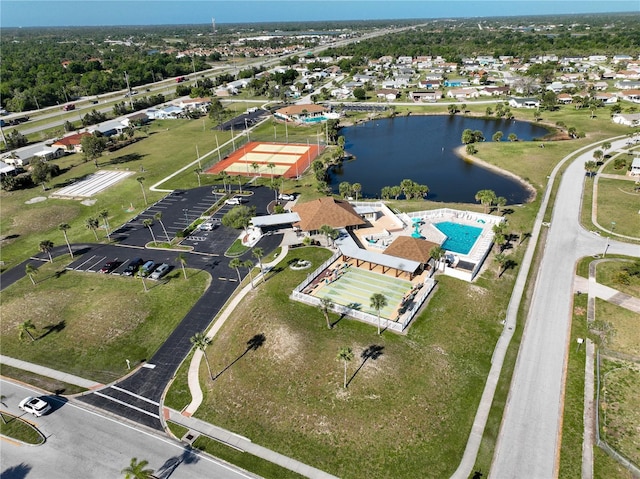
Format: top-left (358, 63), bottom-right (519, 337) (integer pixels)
top-left (183, 208), bottom-right (189, 224)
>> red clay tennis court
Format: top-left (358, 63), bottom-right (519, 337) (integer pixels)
top-left (206, 141), bottom-right (322, 179)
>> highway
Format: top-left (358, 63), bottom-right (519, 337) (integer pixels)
top-left (489, 138), bottom-right (639, 478)
top-left (0, 379), bottom-right (254, 479)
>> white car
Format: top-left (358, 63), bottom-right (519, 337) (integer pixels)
top-left (278, 194), bottom-right (295, 201)
top-left (19, 396), bottom-right (51, 417)
top-left (225, 197), bottom-right (241, 205)
top-left (150, 263), bottom-right (170, 280)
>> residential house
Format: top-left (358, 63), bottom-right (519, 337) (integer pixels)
top-left (612, 54), bottom-right (634, 64)
top-left (89, 120), bottom-right (124, 137)
top-left (419, 79), bottom-right (442, 90)
top-left (615, 70), bottom-right (640, 80)
top-left (614, 80), bottom-right (640, 90)
top-left (592, 81), bottom-right (609, 91)
top-left (444, 79), bottom-right (467, 88)
top-left (508, 97), bottom-right (540, 108)
top-left (274, 104), bottom-right (329, 122)
top-left (593, 92), bottom-right (617, 104)
top-left (122, 112), bottom-right (150, 127)
top-left (630, 157), bottom-right (640, 176)
top-left (408, 90), bottom-right (441, 102)
top-left (612, 113), bottom-right (640, 126)
top-left (446, 87), bottom-right (479, 100)
top-left (51, 132), bottom-right (92, 153)
top-left (375, 89), bottom-right (400, 101)
top-left (618, 89), bottom-right (640, 103)
top-left (179, 97), bottom-right (211, 113)
top-left (557, 93), bottom-right (573, 104)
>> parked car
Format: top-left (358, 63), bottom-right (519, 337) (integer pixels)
top-left (19, 397), bottom-right (51, 417)
top-left (278, 193), bottom-right (295, 201)
top-left (199, 218), bottom-right (219, 231)
top-left (225, 197), bottom-right (241, 205)
top-left (99, 260), bottom-right (120, 274)
top-left (140, 260), bottom-right (156, 277)
top-left (150, 263), bottom-right (170, 280)
top-left (122, 258), bottom-right (144, 276)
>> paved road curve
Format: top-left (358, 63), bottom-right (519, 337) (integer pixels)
top-left (490, 138), bottom-right (639, 478)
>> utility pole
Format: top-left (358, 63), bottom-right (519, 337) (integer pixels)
top-left (124, 71), bottom-right (133, 110)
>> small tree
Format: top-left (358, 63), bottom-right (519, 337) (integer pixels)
top-left (59, 223), bottom-right (73, 258)
top-left (18, 319), bottom-right (37, 342)
top-left (337, 346), bottom-right (354, 388)
top-left (190, 332), bottom-right (213, 380)
top-left (319, 224), bottom-right (337, 247)
top-left (25, 263), bottom-right (38, 285)
top-left (495, 253), bottom-right (508, 278)
top-left (492, 131), bottom-right (503, 142)
top-left (320, 297), bottom-right (334, 329)
top-left (584, 160), bottom-right (598, 177)
top-left (39, 239), bottom-right (54, 263)
top-left (429, 245), bottom-right (445, 272)
top-left (495, 196), bottom-right (507, 215)
top-left (136, 176), bottom-right (147, 206)
top-left (177, 253), bottom-right (187, 279)
top-left (508, 133), bottom-right (518, 142)
top-left (370, 292), bottom-right (388, 335)
top-left (143, 218), bottom-right (157, 245)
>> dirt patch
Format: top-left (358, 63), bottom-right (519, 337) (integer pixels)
top-left (25, 196), bottom-right (47, 204)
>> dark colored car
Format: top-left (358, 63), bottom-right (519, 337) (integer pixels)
top-left (99, 260), bottom-right (120, 274)
top-left (122, 258), bottom-right (144, 276)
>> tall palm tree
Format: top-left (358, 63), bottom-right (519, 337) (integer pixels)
top-left (177, 253), bottom-right (187, 279)
top-left (251, 162), bottom-right (260, 177)
top-left (194, 167), bottom-right (202, 187)
top-left (142, 219), bottom-right (157, 245)
top-left (190, 332), bottom-right (213, 380)
top-left (85, 216), bottom-right (100, 241)
top-left (266, 162), bottom-right (276, 185)
top-left (138, 271), bottom-right (149, 292)
top-left (59, 223), bottom-right (73, 258)
top-left (319, 224), bottom-right (336, 247)
top-left (18, 319), bottom-right (37, 342)
top-left (252, 247), bottom-right (264, 277)
top-left (154, 212), bottom-right (170, 242)
top-left (475, 189), bottom-right (496, 214)
top-left (121, 457), bottom-right (155, 479)
top-left (320, 297), bottom-right (334, 329)
top-left (351, 182), bottom-right (362, 201)
top-left (243, 259), bottom-right (254, 288)
top-left (25, 263), bottom-right (38, 285)
top-left (370, 293), bottom-right (388, 335)
top-left (99, 209), bottom-right (110, 240)
top-left (337, 346), bottom-right (353, 388)
top-left (136, 176), bottom-right (147, 206)
top-left (220, 171), bottom-right (229, 193)
top-left (39, 239), bottom-right (54, 263)
top-left (429, 245), bottom-right (445, 272)
top-left (495, 196), bottom-right (507, 215)
top-left (229, 257), bottom-right (244, 282)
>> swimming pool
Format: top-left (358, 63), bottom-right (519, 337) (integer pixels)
top-left (434, 221), bottom-right (483, 255)
top-left (302, 116), bottom-right (327, 123)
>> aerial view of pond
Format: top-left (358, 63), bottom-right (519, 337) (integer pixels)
top-left (330, 115), bottom-right (550, 204)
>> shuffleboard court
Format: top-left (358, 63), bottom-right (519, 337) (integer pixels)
top-left (51, 170), bottom-right (134, 198)
top-left (205, 141), bottom-right (322, 179)
top-left (313, 266), bottom-right (411, 320)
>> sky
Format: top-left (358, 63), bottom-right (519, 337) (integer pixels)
top-left (1, 0), bottom-right (638, 28)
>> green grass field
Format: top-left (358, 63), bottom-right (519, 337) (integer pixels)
top-left (594, 178), bottom-right (640, 238)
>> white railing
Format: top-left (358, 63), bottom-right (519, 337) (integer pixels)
top-left (293, 251), bottom-right (341, 293)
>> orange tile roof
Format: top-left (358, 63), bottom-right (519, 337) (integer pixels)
top-left (52, 132), bottom-right (92, 147)
top-left (276, 104), bottom-right (327, 116)
top-left (383, 236), bottom-right (439, 264)
top-left (292, 197), bottom-right (365, 231)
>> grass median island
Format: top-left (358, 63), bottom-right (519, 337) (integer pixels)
top-left (0, 414), bottom-right (44, 445)
top-left (0, 260), bottom-right (210, 384)
top-left (183, 245), bottom-right (520, 479)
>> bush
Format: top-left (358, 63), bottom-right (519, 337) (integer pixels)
top-left (1, 172), bottom-right (34, 191)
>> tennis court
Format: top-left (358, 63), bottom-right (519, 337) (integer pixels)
top-left (313, 265), bottom-right (411, 320)
top-left (206, 141), bottom-right (322, 179)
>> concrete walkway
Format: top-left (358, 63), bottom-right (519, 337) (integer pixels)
top-left (182, 243), bottom-right (290, 416)
top-left (0, 355), bottom-right (103, 390)
top-left (165, 407), bottom-right (339, 479)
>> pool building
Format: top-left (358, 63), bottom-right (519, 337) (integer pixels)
top-left (250, 199), bottom-right (504, 332)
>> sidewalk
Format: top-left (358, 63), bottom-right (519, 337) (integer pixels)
top-left (165, 407), bottom-right (339, 479)
top-left (0, 355), bottom-right (103, 390)
top-left (183, 242), bottom-right (290, 416)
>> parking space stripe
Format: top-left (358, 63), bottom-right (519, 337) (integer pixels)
top-left (93, 391), bottom-right (160, 419)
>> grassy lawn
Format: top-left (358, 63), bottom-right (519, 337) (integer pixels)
top-left (0, 258), bottom-right (210, 384)
top-left (558, 293), bottom-right (588, 479)
top-left (594, 178), bottom-right (640, 238)
top-left (594, 300), bottom-right (640, 357)
top-left (594, 447), bottom-right (636, 479)
top-left (0, 414), bottom-right (44, 444)
top-left (595, 260), bottom-right (640, 298)
top-left (179, 243), bottom-right (523, 479)
top-left (598, 358), bottom-right (640, 468)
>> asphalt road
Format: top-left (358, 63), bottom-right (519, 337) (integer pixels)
top-left (0, 379), bottom-right (255, 479)
top-left (489, 138), bottom-right (639, 478)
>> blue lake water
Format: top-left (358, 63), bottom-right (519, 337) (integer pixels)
top-left (330, 115), bottom-right (550, 204)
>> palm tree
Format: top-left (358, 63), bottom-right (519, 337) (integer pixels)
top-left (370, 293), bottom-right (388, 335)
top-left (18, 319), bottom-right (37, 342)
top-left (429, 245), bottom-right (445, 272)
top-left (243, 259), bottom-right (254, 288)
top-left (220, 171), bottom-right (229, 193)
top-left (85, 216), bottom-right (100, 241)
top-left (495, 253), bottom-right (508, 278)
top-left (154, 212), bottom-right (170, 242)
top-left (25, 263), bottom-right (38, 285)
top-left (266, 162), bottom-right (276, 185)
top-left (252, 247), bottom-right (264, 276)
top-left (475, 189), bottom-right (496, 214)
top-left (351, 183), bottom-right (362, 201)
top-left (136, 176), bottom-right (147, 206)
top-left (138, 271), bottom-right (149, 292)
top-left (229, 257), bottom-right (244, 282)
top-left (177, 253), bottom-right (187, 279)
top-left (320, 297), bottom-right (334, 329)
top-left (339, 181), bottom-right (352, 198)
top-left (99, 209), bottom-right (110, 240)
top-left (592, 149), bottom-right (604, 163)
top-left (495, 196), bottom-right (507, 215)
top-left (59, 223), bottom-right (73, 258)
top-left (319, 224), bottom-right (336, 247)
top-left (251, 162), bottom-right (260, 177)
top-left (337, 346), bottom-right (354, 388)
top-left (39, 239), bottom-right (54, 263)
top-left (142, 218), bottom-right (157, 245)
top-left (190, 332), bottom-right (213, 380)
top-left (121, 457), bottom-right (155, 479)
top-left (194, 167), bottom-right (202, 187)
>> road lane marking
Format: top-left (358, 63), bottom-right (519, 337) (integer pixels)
top-left (93, 391), bottom-right (160, 419)
top-left (110, 385), bottom-right (160, 406)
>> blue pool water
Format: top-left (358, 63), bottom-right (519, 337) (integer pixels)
top-left (434, 221), bottom-right (483, 255)
top-left (303, 116), bottom-right (327, 123)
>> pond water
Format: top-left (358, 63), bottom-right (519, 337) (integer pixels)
top-left (330, 115), bottom-right (550, 204)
